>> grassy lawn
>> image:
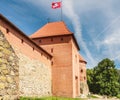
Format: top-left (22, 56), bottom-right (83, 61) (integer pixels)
top-left (20, 96), bottom-right (88, 100)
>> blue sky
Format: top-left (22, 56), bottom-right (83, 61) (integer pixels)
top-left (0, 0), bottom-right (120, 69)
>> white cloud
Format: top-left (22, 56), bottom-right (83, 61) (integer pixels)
top-left (20, 0), bottom-right (120, 68)
top-left (63, 0), bottom-right (96, 67)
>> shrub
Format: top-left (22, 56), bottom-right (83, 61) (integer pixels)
top-left (116, 94), bottom-right (120, 98)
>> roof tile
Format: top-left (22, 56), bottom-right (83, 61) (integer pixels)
top-left (30, 21), bottom-right (72, 38)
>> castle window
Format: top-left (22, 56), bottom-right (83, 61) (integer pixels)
top-left (51, 38), bottom-right (53, 41)
top-left (75, 76), bottom-right (78, 79)
top-left (41, 53), bottom-right (43, 56)
top-left (61, 37), bottom-right (63, 41)
top-left (51, 61), bottom-right (53, 65)
top-left (51, 48), bottom-right (53, 53)
top-left (75, 55), bottom-right (77, 62)
top-left (39, 39), bottom-right (41, 43)
top-left (21, 39), bottom-right (24, 43)
top-left (33, 47), bottom-right (35, 51)
top-left (81, 69), bottom-right (83, 73)
top-left (6, 28), bottom-right (9, 33)
top-left (84, 76), bottom-right (86, 80)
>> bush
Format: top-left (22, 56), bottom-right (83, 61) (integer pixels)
top-left (116, 94), bottom-right (120, 98)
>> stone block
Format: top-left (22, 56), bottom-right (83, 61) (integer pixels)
top-left (0, 41), bottom-right (3, 46)
top-left (8, 56), bottom-right (14, 61)
top-left (3, 42), bottom-right (11, 48)
top-left (0, 83), bottom-right (5, 89)
top-left (3, 49), bottom-right (12, 55)
top-left (0, 64), bottom-right (7, 70)
top-left (2, 69), bottom-right (9, 75)
top-left (0, 97), bottom-right (3, 100)
top-left (10, 71), bottom-right (15, 76)
top-left (0, 76), bottom-right (6, 82)
top-left (0, 46), bottom-right (4, 51)
top-left (3, 95), bottom-right (10, 100)
top-left (0, 59), bottom-right (7, 64)
top-left (7, 89), bottom-right (13, 95)
top-left (0, 52), bottom-right (3, 58)
top-left (7, 76), bottom-right (13, 83)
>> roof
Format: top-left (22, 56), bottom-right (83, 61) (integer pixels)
top-left (0, 14), bottom-right (52, 58)
top-left (30, 21), bottom-right (72, 38)
top-left (79, 54), bottom-right (87, 64)
top-left (30, 21), bottom-right (80, 50)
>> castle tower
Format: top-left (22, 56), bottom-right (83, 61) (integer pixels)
top-left (30, 21), bottom-right (88, 98)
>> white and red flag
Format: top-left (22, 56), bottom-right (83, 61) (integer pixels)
top-left (52, 2), bottom-right (61, 9)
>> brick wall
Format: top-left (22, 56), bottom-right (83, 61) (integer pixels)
top-left (32, 35), bottom-right (74, 97)
top-left (71, 39), bottom-right (80, 97)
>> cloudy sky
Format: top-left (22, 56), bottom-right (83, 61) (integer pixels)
top-left (0, 0), bottom-right (120, 69)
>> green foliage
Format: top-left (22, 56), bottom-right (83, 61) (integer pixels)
top-left (117, 69), bottom-right (120, 83)
top-left (20, 97), bottom-right (86, 100)
top-left (116, 94), bottom-right (120, 98)
top-left (87, 58), bottom-right (120, 96)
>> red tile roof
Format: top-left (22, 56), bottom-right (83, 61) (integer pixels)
top-left (30, 21), bottom-right (73, 38)
top-left (30, 21), bottom-right (80, 50)
top-left (79, 54), bottom-right (87, 64)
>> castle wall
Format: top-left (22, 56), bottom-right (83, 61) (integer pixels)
top-left (71, 39), bottom-right (80, 97)
top-left (0, 17), bottom-right (52, 97)
top-left (71, 38), bottom-right (89, 97)
top-left (18, 51), bottom-right (51, 97)
top-left (32, 36), bottom-right (74, 97)
top-left (79, 60), bottom-right (89, 95)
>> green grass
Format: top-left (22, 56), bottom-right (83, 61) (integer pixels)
top-left (89, 95), bottom-right (98, 98)
top-left (20, 96), bottom-right (87, 100)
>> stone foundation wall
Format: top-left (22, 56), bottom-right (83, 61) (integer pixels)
top-left (0, 31), bottom-right (19, 99)
top-left (80, 81), bottom-right (89, 96)
top-left (17, 52), bottom-right (51, 97)
top-left (0, 30), bottom-right (52, 99)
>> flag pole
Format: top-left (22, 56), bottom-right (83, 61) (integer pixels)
top-left (61, 0), bottom-right (63, 21)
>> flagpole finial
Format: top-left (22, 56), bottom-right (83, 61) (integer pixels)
top-left (51, 1), bottom-right (63, 21)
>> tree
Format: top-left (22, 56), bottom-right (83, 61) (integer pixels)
top-left (87, 69), bottom-right (94, 92)
top-left (117, 69), bottom-right (120, 83)
top-left (87, 58), bottom-right (120, 96)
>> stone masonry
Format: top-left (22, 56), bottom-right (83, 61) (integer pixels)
top-left (0, 30), bottom-right (19, 100)
top-left (17, 52), bottom-right (51, 97)
top-left (0, 30), bottom-right (52, 99)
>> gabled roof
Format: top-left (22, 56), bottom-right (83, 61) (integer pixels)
top-left (79, 54), bottom-right (87, 64)
top-left (0, 14), bottom-right (52, 58)
top-left (30, 21), bottom-right (80, 50)
top-left (30, 21), bottom-right (72, 38)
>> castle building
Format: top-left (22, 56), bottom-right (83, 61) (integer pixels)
top-left (0, 14), bottom-right (88, 99)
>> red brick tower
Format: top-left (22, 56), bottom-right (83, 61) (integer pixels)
top-left (30, 21), bottom-right (88, 98)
